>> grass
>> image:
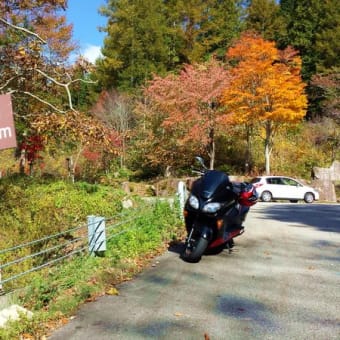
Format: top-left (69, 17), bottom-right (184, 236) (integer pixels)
top-left (0, 178), bottom-right (183, 339)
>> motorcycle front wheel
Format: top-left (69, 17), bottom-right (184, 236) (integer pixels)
top-left (181, 237), bottom-right (209, 263)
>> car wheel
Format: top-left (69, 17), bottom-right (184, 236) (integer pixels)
top-left (261, 191), bottom-right (272, 202)
top-left (304, 192), bottom-right (314, 203)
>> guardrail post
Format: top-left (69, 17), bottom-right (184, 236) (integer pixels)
top-left (87, 216), bottom-right (106, 256)
top-left (177, 181), bottom-right (187, 220)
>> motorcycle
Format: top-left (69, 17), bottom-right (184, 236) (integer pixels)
top-left (181, 157), bottom-right (257, 262)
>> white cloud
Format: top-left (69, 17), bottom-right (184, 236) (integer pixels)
top-left (68, 44), bottom-right (103, 65)
top-left (82, 44), bottom-right (103, 64)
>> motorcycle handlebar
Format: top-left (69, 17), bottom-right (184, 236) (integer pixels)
top-left (191, 169), bottom-right (205, 175)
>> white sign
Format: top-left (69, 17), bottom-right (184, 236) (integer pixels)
top-left (0, 94), bottom-right (17, 150)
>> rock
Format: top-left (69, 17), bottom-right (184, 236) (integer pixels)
top-left (312, 161), bottom-right (340, 202)
top-left (0, 304), bottom-right (33, 328)
top-left (122, 199), bottom-right (133, 209)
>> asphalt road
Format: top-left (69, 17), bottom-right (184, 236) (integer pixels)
top-left (49, 203), bottom-right (340, 340)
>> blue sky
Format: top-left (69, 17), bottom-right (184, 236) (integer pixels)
top-left (66, 0), bottom-right (107, 63)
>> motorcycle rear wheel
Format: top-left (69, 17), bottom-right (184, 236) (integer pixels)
top-left (181, 237), bottom-right (209, 263)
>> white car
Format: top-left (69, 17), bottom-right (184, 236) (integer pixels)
top-left (250, 176), bottom-right (320, 203)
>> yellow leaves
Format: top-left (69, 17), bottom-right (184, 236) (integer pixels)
top-left (18, 46), bottom-right (26, 56)
top-left (32, 111), bottom-right (119, 155)
top-left (174, 312), bottom-right (184, 317)
top-left (227, 32), bottom-right (278, 65)
top-left (222, 33), bottom-right (307, 127)
top-left (106, 287), bottom-right (119, 296)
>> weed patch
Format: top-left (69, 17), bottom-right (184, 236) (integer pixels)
top-left (0, 178), bottom-right (183, 339)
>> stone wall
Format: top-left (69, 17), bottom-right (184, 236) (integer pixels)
top-left (312, 161), bottom-right (340, 202)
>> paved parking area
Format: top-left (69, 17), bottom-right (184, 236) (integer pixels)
top-left (49, 203), bottom-right (340, 340)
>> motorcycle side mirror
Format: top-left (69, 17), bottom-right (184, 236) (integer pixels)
top-left (195, 156), bottom-right (208, 169)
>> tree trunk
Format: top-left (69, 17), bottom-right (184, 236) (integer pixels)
top-left (245, 125), bottom-right (253, 174)
top-left (66, 156), bottom-right (75, 183)
top-left (19, 149), bottom-right (26, 174)
top-left (208, 127), bottom-right (215, 170)
top-left (265, 121), bottom-right (272, 175)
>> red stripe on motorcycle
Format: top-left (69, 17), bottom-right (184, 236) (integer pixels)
top-left (208, 238), bottom-right (226, 249)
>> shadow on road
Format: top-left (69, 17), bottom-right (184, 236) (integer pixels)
top-left (167, 240), bottom-right (233, 263)
top-left (167, 241), bottom-right (185, 255)
top-left (256, 203), bottom-right (340, 233)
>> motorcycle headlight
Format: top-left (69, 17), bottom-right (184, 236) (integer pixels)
top-left (188, 195), bottom-right (199, 210)
top-left (202, 202), bottom-right (221, 213)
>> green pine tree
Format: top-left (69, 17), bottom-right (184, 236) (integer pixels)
top-left (279, 0), bottom-right (340, 79)
top-left (97, 0), bottom-right (170, 91)
top-left (97, 0), bottom-right (244, 91)
top-left (245, 0), bottom-right (286, 42)
top-left (314, 0), bottom-right (340, 72)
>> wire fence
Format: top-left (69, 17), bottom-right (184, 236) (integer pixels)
top-left (0, 182), bottom-right (187, 296)
top-left (0, 208), bottom-right (144, 295)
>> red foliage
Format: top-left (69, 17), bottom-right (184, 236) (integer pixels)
top-left (20, 135), bottom-right (44, 163)
top-left (143, 57), bottom-right (232, 164)
top-left (82, 148), bottom-right (101, 162)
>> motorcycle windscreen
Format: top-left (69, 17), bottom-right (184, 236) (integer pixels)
top-left (197, 170), bottom-right (231, 199)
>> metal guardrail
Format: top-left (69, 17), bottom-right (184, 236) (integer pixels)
top-left (0, 211), bottom-right (143, 295)
top-left (0, 184), bottom-right (187, 296)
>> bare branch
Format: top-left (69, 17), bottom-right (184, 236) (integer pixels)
top-left (34, 68), bottom-right (74, 110)
top-left (1, 18), bottom-right (98, 113)
top-left (9, 89), bottom-right (66, 114)
top-left (0, 17), bottom-right (47, 44)
top-left (69, 78), bottom-right (97, 86)
top-left (35, 68), bottom-right (97, 112)
top-left (0, 76), bottom-right (19, 91)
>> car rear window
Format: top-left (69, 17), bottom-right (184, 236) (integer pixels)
top-left (267, 177), bottom-right (282, 184)
top-left (250, 177), bottom-right (261, 184)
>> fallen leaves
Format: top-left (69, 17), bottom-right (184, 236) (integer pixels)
top-left (106, 287), bottom-right (119, 296)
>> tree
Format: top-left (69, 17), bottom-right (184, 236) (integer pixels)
top-left (314, 1), bottom-right (340, 73)
top-left (91, 89), bottom-right (135, 167)
top-left (222, 32), bottom-right (307, 174)
top-left (97, 0), bottom-right (243, 91)
top-left (32, 110), bottom-right (119, 182)
top-left (97, 0), bottom-right (171, 91)
top-left (164, 0), bottom-right (244, 62)
top-left (310, 71), bottom-right (340, 162)
top-left (0, 2), bottom-right (101, 176)
top-left (279, 0), bottom-right (340, 80)
top-left (0, 0), bottom-right (78, 114)
top-left (143, 58), bottom-right (232, 170)
top-left (245, 0), bottom-right (286, 42)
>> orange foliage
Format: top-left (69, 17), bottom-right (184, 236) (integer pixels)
top-left (221, 32), bottom-right (308, 174)
top-left (222, 32), bottom-right (307, 125)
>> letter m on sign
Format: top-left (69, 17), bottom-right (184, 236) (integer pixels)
top-left (0, 94), bottom-right (17, 150)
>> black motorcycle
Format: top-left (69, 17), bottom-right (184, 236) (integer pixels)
top-left (181, 157), bottom-right (257, 263)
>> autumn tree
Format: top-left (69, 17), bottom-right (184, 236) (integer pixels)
top-left (91, 89), bottom-right (135, 167)
top-left (0, 0), bottom-right (78, 115)
top-left (0, 1), bottom-right (103, 176)
top-left (32, 111), bottom-right (119, 182)
top-left (222, 32), bottom-right (307, 174)
top-left (142, 58), bottom-right (232, 170)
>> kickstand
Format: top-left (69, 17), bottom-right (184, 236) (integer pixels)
top-left (226, 239), bottom-right (235, 253)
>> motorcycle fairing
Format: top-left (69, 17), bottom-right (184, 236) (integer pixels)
top-left (191, 170), bottom-right (234, 201)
